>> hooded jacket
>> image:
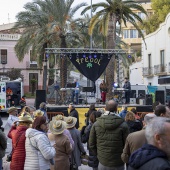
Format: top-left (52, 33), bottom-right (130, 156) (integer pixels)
top-left (24, 128), bottom-right (56, 170)
top-left (89, 113), bottom-right (129, 167)
top-left (128, 144), bottom-right (170, 170)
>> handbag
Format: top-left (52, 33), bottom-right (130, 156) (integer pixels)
top-left (6, 133), bottom-right (24, 162)
top-left (70, 153), bottom-right (78, 170)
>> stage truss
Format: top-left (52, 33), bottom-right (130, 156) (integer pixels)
top-left (45, 48), bottom-right (133, 55)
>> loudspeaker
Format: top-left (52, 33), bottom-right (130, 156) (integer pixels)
top-left (155, 90), bottom-right (165, 104)
top-left (82, 87), bottom-right (94, 92)
top-left (138, 90), bottom-right (145, 98)
top-left (146, 94), bottom-right (153, 105)
top-left (35, 90), bottom-right (46, 109)
top-left (130, 98), bottom-right (136, 104)
top-left (130, 90), bottom-right (136, 98)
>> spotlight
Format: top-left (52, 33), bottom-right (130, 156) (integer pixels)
top-left (128, 54), bottom-right (132, 58)
top-left (94, 54), bottom-right (97, 58)
top-left (100, 54), bottom-right (103, 60)
top-left (46, 53), bottom-right (49, 58)
top-left (69, 54), bottom-right (72, 59)
top-left (113, 82), bottom-right (119, 88)
top-left (108, 54), bottom-right (111, 59)
top-left (89, 54), bottom-right (92, 59)
top-left (83, 54), bottom-right (86, 58)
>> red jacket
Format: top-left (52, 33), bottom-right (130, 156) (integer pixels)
top-left (8, 125), bottom-right (28, 170)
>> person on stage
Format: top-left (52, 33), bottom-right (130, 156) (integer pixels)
top-left (123, 77), bottom-right (131, 104)
top-left (100, 80), bottom-right (108, 104)
top-left (71, 79), bottom-right (79, 105)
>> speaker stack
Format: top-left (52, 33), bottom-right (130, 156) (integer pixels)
top-left (155, 90), bottom-right (165, 105)
top-left (35, 90), bottom-right (46, 109)
top-left (146, 94), bottom-right (153, 105)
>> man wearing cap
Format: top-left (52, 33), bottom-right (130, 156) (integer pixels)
top-left (121, 113), bottom-right (156, 164)
top-left (69, 103), bottom-right (79, 129)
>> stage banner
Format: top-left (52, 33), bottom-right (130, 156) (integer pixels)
top-left (68, 53), bottom-right (111, 81)
top-left (147, 86), bottom-right (158, 102)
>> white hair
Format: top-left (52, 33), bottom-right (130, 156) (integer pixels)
top-left (143, 113), bottom-right (156, 125)
top-left (145, 117), bottom-right (170, 145)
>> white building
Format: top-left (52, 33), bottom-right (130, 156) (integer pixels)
top-left (137, 13), bottom-right (170, 86)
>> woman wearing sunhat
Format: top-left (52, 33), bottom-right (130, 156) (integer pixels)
top-left (48, 115), bottom-right (74, 147)
top-left (66, 116), bottom-right (86, 169)
top-left (49, 120), bottom-right (73, 170)
top-left (24, 116), bottom-right (55, 170)
top-left (8, 112), bottom-right (33, 170)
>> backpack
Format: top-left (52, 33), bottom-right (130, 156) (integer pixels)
top-left (80, 125), bottom-right (88, 143)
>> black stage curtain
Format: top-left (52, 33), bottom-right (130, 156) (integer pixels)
top-left (68, 53), bottom-right (111, 82)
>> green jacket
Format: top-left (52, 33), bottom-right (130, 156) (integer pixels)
top-left (89, 114), bottom-right (129, 167)
top-left (0, 129), bottom-right (7, 159)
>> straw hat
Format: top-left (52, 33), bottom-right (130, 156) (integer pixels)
top-left (52, 114), bottom-right (65, 121)
top-left (33, 110), bottom-right (44, 118)
top-left (18, 112), bottom-right (33, 123)
top-left (66, 116), bottom-right (77, 129)
top-left (49, 120), bottom-right (66, 135)
top-left (7, 107), bottom-right (18, 114)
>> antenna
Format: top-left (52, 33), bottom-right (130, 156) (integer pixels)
top-left (8, 13), bottom-right (10, 23)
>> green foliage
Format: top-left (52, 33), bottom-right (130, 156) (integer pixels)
top-left (48, 68), bottom-right (55, 80)
top-left (6, 68), bottom-right (24, 80)
top-left (142, 0), bottom-right (170, 34)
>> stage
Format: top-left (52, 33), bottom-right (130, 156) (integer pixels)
top-left (46, 103), bottom-right (153, 128)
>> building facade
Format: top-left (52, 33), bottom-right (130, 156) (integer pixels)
top-left (122, 0), bottom-right (152, 53)
top-left (0, 23), bottom-right (43, 93)
top-left (141, 13), bottom-right (170, 86)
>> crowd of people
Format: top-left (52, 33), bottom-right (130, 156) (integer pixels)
top-left (0, 100), bottom-right (170, 170)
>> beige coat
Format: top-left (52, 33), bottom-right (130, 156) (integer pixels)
top-left (121, 129), bottom-right (147, 163)
top-left (53, 134), bottom-right (72, 170)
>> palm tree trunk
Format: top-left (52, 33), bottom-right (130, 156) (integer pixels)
top-left (106, 13), bottom-right (117, 100)
top-left (59, 34), bottom-right (67, 101)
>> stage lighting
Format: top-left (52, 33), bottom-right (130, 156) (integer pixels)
top-left (83, 54), bottom-right (86, 58)
top-left (100, 54), bottom-right (103, 60)
top-left (76, 54), bottom-right (79, 58)
top-left (128, 54), bottom-right (132, 58)
top-left (89, 54), bottom-right (92, 59)
top-left (94, 54), bottom-right (97, 58)
top-left (113, 82), bottom-right (119, 88)
top-left (69, 54), bottom-right (72, 59)
top-left (46, 53), bottom-right (49, 58)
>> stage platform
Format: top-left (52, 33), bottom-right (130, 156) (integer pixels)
top-left (47, 103), bottom-right (153, 128)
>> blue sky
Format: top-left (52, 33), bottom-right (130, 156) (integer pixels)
top-left (0, 0), bottom-right (103, 25)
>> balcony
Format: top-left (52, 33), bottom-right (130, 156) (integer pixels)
top-left (143, 67), bottom-right (153, 77)
top-left (154, 64), bottom-right (167, 75)
top-left (26, 61), bottom-right (38, 68)
top-left (0, 34), bottom-right (21, 40)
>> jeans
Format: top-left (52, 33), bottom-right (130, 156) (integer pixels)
top-left (0, 159), bottom-right (2, 170)
top-left (72, 91), bottom-right (78, 104)
top-left (125, 91), bottom-right (130, 104)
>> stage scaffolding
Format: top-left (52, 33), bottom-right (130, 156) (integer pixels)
top-left (45, 48), bottom-right (133, 105)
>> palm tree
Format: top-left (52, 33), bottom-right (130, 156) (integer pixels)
top-left (14, 0), bottom-right (86, 91)
top-left (81, 0), bottom-right (147, 99)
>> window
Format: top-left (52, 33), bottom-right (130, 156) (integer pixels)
top-left (160, 50), bottom-right (164, 66)
top-left (130, 29), bottom-right (137, 38)
top-left (29, 73), bottom-right (38, 92)
top-left (123, 30), bottom-right (129, 38)
top-left (0, 49), bottom-right (7, 64)
top-left (30, 50), bottom-right (37, 61)
top-left (138, 12), bottom-right (146, 20)
top-left (148, 54), bottom-right (151, 68)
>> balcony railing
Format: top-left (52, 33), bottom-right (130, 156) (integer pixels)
top-left (0, 34), bottom-right (21, 40)
top-left (154, 64), bottom-right (166, 74)
top-left (143, 67), bottom-right (153, 76)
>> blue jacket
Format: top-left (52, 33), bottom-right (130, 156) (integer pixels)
top-left (119, 110), bottom-right (127, 119)
top-left (128, 144), bottom-right (170, 170)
